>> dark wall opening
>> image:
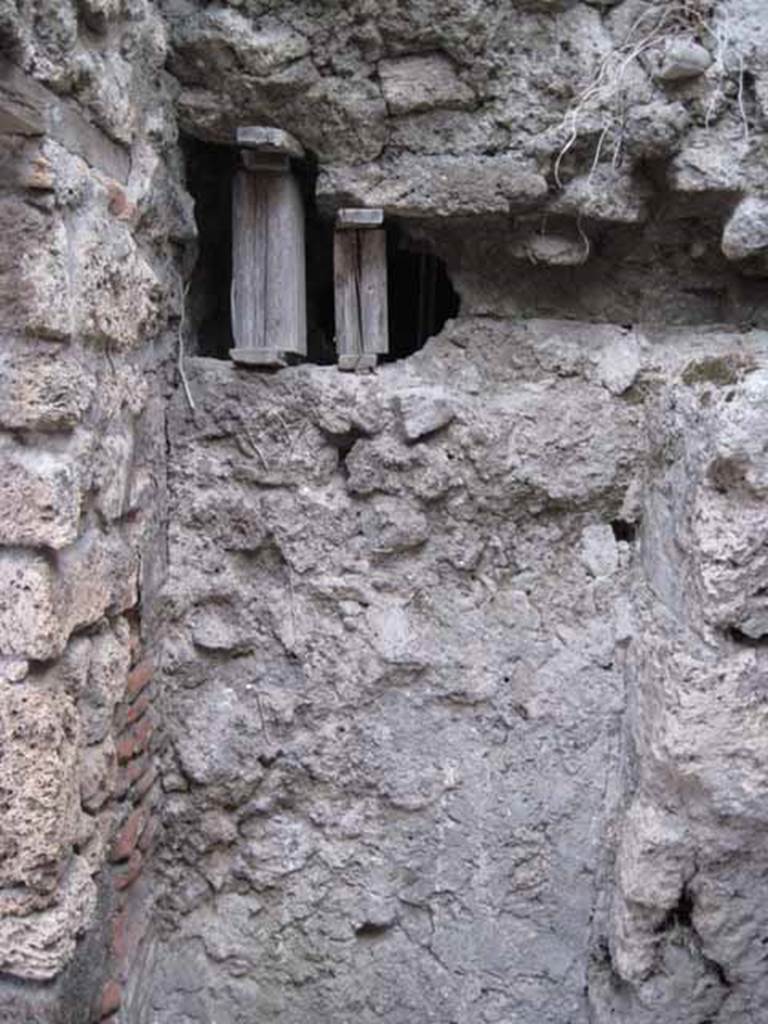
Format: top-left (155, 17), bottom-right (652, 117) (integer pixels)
top-left (300, 156), bottom-right (336, 365)
top-left (183, 136), bottom-right (236, 358)
top-left (385, 225), bottom-right (460, 361)
top-left (183, 139), bottom-right (459, 363)
top-left (183, 139), bottom-right (336, 362)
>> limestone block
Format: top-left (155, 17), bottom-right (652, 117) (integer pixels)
top-left (173, 9), bottom-right (309, 80)
top-left (58, 531), bottom-right (139, 641)
top-left (0, 686), bottom-right (80, 908)
top-left (721, 196), bottom-right (768, 262)
top-left (0, 856), bottom-right (97, 980)
top-left (77, 622), bottom-right (131, 745)
top-left (73, 49), bottom-right (137, 146)
top-left (92, 420), bottom-right (135, 521)
top-left (0, 344), bottom-right (94, 430)
top-left (318, 154), bottom-right (548, 218)
top-left (0, 532), bottom-right (138, 661)
top-left (43, 139), bottom-right (92, 211)
top-left (0, 199), bottom-right (72, 341)
top-left (379, 54), bottom-right (475, 115)
top-left (301, 77), bottom-right (387, 163)
top-left (75, 220), bottom-right (162, 348)
top-left (0, 552), bottom-right (63, 660)
top-left (0, 447), bottom-right (81, 549)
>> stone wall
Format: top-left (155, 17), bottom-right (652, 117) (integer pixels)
top-left (2, 1), bottom-right (768, 1022)
top-left (0, 2), bottom-right (191, 1019)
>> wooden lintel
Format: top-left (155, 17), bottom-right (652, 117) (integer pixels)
top-left (229, 347), bottom-right (288, 368)
top-left (242, 151), bottom-right (290, 174)
top-left (337, 208), bottom-right (384, 230)
top-left (236, 126), bottom-right (304, 160)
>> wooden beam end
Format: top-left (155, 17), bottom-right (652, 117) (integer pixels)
top-left (236, 126), bottom-right (304, 160)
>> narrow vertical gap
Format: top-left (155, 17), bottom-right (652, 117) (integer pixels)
top-left (354, 230), bottom-right (364, 355)
top-left (294, 154), bottom-right (335, 364)
top-left (385, 223), bottom-right (460, 362)
top-left (417, 252), bottom-right (428, 352)
top-left (182, 136), bottom-right (236, 358)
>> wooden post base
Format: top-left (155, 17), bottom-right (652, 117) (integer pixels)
top-left (337, 353), bottom-right (379, 373)
top-left (229, 347), bottom-right (288, 368)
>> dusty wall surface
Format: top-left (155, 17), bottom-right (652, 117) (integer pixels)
top-left (2, 0), bottom-right (768, 1022)
top-left (149, 324), bottom-right (768, 1024)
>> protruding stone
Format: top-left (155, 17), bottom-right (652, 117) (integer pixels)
top-left (0, 345), bottom-right (94, 431)
top-left (395, 387), bottom-right (456, 442)
top-left (514, 230), bottom-right (590, 266)
top-left (597, 333), bottom-right (642, 396)
top-left (655, 38), bottom-right (712, 83)
top-left (379, 54), bottom-right (476, 116)
top-left (318, 154), bottom-right (548, 219)
top-left (722, 196), bottom-right (768, 263)
top-left (581, 523), bottom-right (619, 578)
top-left (0, 656), bottom-right (28, 684)
top-left (236, 126), bottom-right (304, 159)
top-left (0, 448), bottom-right (81, 550)
top-left (550, 167), bottom-right (649, 224)
top-left (0, 552), bottom-right (62, 659)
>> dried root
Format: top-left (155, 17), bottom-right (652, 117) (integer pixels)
top-left (553, 0), bottom-right (748, 188)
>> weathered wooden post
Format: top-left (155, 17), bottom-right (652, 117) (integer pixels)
top-left (230, 127), bottom-right (307, 367)
top-left (334, 208), bottom-right (389, 371)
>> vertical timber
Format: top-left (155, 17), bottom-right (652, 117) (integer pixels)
top-left (230, 128), bottom-right (307, 367)
top-left (334, 208), bottom-right (388, 371)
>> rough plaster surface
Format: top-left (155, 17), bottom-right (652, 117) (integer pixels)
top-left (147, 322), bottom-right (768, 1024)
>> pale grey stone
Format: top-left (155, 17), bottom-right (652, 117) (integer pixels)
top-left (395, 386), bottom-right (456, 441)
top-left (655, 38), bottom-right (712, 82)
top-left (379, 54), bottom-right (475, 115)
top-left (722, 196), bottom-right (768, 262)
top-left (0, 447), bottom-right (81, 549)
top-left (581, 523), bottom-right (619, 578)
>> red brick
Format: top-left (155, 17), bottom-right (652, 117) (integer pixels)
top-left (113, 849), bottom-right (143, 891)
top-left (111, 908), bottom-right (129, 961)
top-left (138, 813), bottom-right (161, 853)
top-left (132, 765), bottom-right (158, 803)
top-left (125, 658), bottom-right (152, 701)
top-left (115, 715), bottom-right (154, 764)
top-left (98, 980), bottom-right (121, 1019)
top-left (123, 691), bottom-right (151, 727)
top-left (114, 752), bottom-right (150, 798)
top-left (107, 182), bottom-right (135, 222)
top-left (109, 807), bottom-right (146, 864)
